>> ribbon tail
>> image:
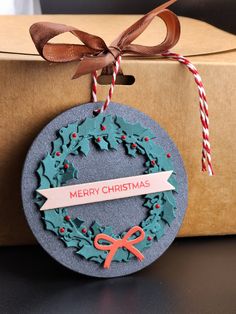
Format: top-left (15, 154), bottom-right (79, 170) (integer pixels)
top-left (103, 248), bottom-right (118, 269)
top-left (72, 53), bottom-right (115, 79)
top-left (126, 244), bottom-right (144, 261)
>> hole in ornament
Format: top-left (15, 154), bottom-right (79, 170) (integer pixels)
top-left (97, 74), bottom-right (135, 85)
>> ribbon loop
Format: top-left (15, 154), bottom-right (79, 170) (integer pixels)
top-left (113, 9), bottom-right (180, 56)
top-left (94, 226), bottom-right (145, 269)
top-left (95, 233), bottom-right (119, 250)
top-left (29, 21), bottom-right (108, 63)
top-left (29, 0), bottom-right (180, 78)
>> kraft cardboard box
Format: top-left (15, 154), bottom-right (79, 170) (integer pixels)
top-left (0, 15), bottom-right (236, 245)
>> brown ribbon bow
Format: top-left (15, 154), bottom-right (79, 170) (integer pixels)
top-left (29, 0), bottom-right (180, 79)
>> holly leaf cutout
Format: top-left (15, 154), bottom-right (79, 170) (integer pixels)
top-left (162, 201), bottom-right (176, 225)
top-left (79, 138), bottom-right (90, 156)
top-left (59, 122), bottom-right (78, 146)
top-left (78, 117), bottom-right (96, 136)
top-left (126, 144), bottom-right (137, 157)
top-left (42, 154), bottom-right (58, 186)
top-left (76, 245), bottom-right (107, 264)
top-left (60, 160), bottom-right (78, 184)
top-left (91, 222), bottom-right (103, 236)
top-left (96, 138), bottom-right (109, 150)
top-left (115, 116), bottom-right (149, 137)
top-left (52, 137), bottom-right (63, 154)
top-left (107, 134), bottom-right (119, 150)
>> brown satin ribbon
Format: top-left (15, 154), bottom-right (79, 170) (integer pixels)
top-left (29, 0), bottom-right (180, 79)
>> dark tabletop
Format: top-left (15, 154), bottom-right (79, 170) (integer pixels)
top-left (0, 236), bottom-right (235, 314)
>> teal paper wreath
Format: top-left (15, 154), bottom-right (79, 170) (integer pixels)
top-left (35, 113), bottom-right (177, 265)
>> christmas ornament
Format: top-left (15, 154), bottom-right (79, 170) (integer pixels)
top-left (22, 102), bottom-right (187, 277)
top-left (21, 0), bottom-right (213, 277)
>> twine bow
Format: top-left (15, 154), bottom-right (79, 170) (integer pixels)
top-left (94, 226), bottom-right (145, 269)
top-left (29, 0), bottom-right (180, 79)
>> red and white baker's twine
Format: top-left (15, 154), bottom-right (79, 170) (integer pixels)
top-left (92, 55), bottom-right (121, 112)
top-left (91, 70), bottom-right (98, 102)
top-left (91, 52), bottom-right (214, 175)
top-left (162, 52), bottom-right (213, 175)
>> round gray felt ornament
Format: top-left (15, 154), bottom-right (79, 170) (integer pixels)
top-left (21, 102), bottom-right (187, 278)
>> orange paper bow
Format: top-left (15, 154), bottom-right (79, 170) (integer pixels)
top-left (94, 226), bottom-right (145, 269)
